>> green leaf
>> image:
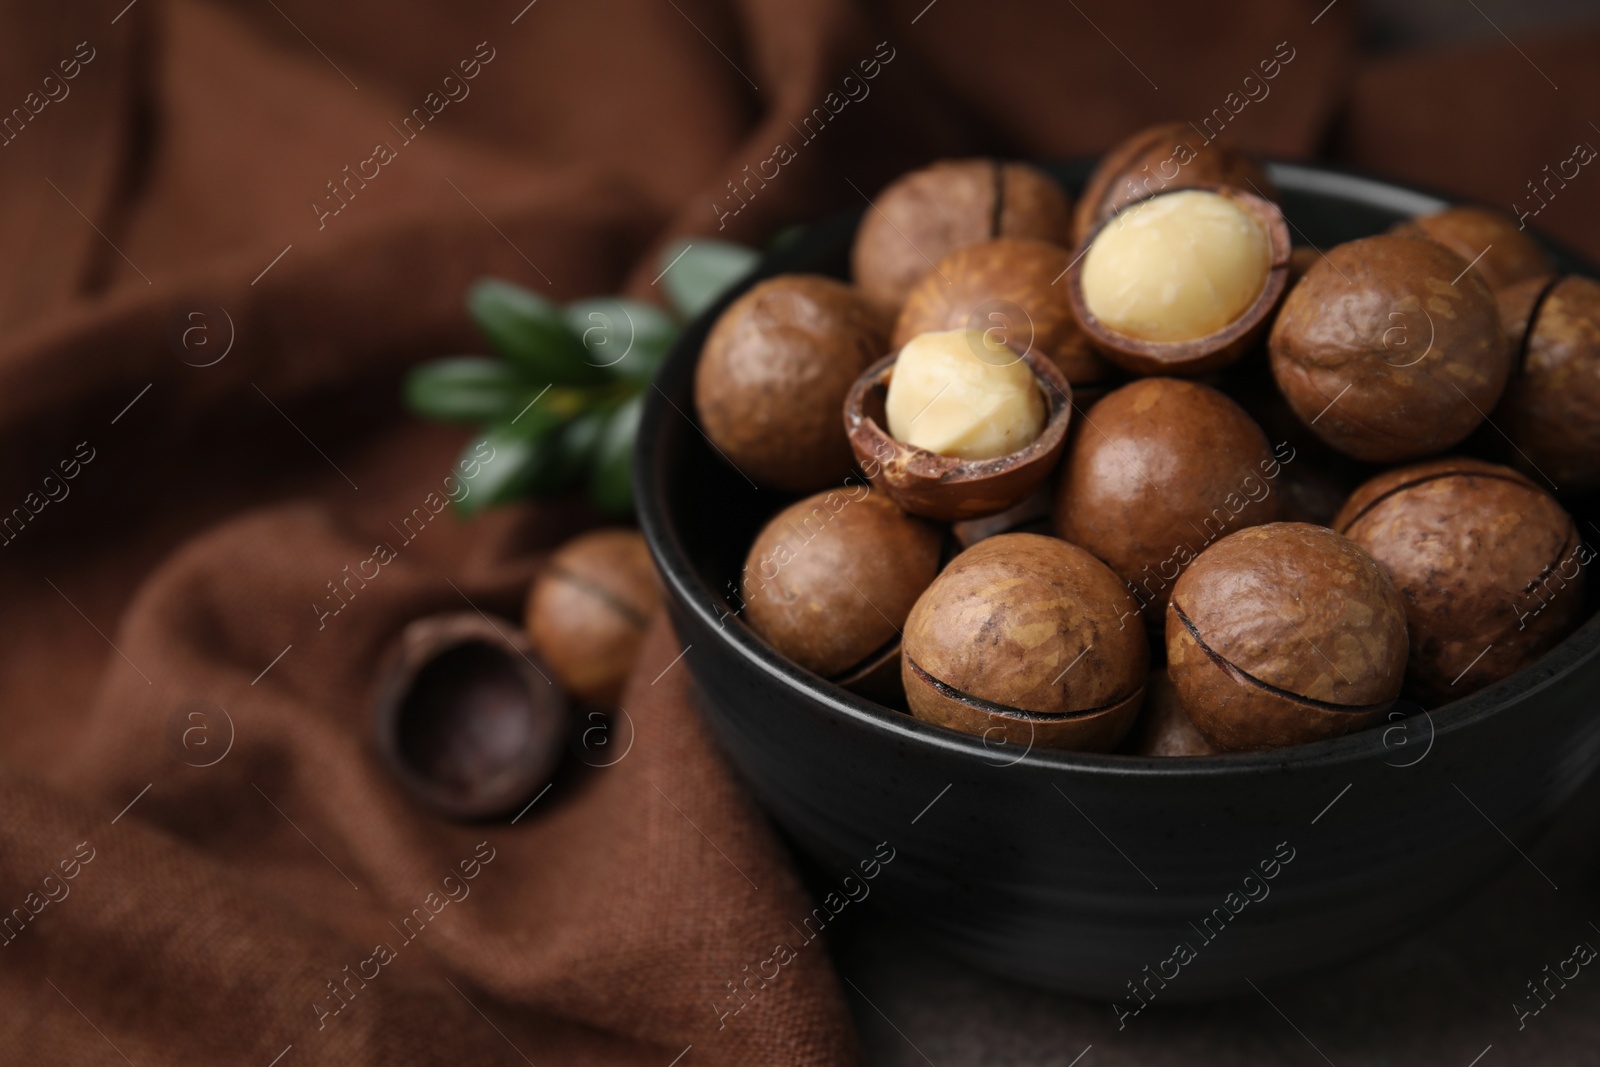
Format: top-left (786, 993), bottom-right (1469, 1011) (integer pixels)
top-left (522, 409), bottom-right (608, 495)
top-left (658, 240), bottom-right (760, 321)
top-left (467, 278), bottom-right (608, 386)
top-left (564, 298), bottom-right (678, 383)
top-left (587, 394), bottom-right (643, 515)
top-left (498, 385), bottom-right (594, 441)
top-left (403, 357), bottom-right (529, 424)
top-left (455, 424), bottom-right (554, 516)
top-left (555, 407), bottom-right (609, 471)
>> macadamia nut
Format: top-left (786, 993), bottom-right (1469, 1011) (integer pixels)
top-left (526, 529), bottom-right (659, 704)
top-left (1081, 190), bottom-right (1270, 343)
top-left (885, 329), bottom-right (1045, 460)
top-left (1166, 523), bottom-right (1409, 751)
top-left (1332, 457), bottom-right (1585, 705)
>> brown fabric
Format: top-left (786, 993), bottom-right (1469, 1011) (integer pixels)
top-left (1342, 29), bottom-right (1600, 258)
top-left (0, 0), bottom-right (1594, 1063)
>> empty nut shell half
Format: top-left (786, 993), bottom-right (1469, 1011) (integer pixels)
top-left (1072, 122), bottom-right (1275, 247)
top-left (1332, 457), bottom-right (1587, 706)
top-left (1166, 523), bottom-right (1408, 752)
top-left (844, 346), bottom-right (1072, 521)
top-left (376, 613), bottom-right (567, 821)
top-left (902, 533), bottom-right (1148, 752)
top-left (1067, 185), bottom-right (1292, 377)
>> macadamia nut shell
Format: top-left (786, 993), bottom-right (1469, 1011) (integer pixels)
top-left (1166, 523), bottom-right (1408, 751)
top-left (845, 347), bottom-right (1072, 521)
top-left (527, 529), bottom-right (659, 705)
top-left (1054, 378), bottom-right (1284, 624)
top-left (1072, 122), bottom-right (1275, 248)
top-left (1391, 206), bottom-right (1554, 293)
top-left (852, 159), bottom-right (1072, 316)
top-left (1494, 275), bottom-right (1600, 492)
top-left (1269, 234), bottom-right (1512, 463)
top-left (1333, 457), bottom-right (1585, 705)
top-left (902, 533), bottom-right (1148, 751)
top-left (893, 237), bottom-right (1111, 387)
top-left (695, 275), bottom-right (887, 493)
top-left (743, 489), bottom-right (943, 681)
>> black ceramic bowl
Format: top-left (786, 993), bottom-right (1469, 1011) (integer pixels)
top-left (635, 162), bottom-right (1600, 1000)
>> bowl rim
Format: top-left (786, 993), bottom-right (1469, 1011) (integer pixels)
top-left (636, 158), bottom-right (1600, 780)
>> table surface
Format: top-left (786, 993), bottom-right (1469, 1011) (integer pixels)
top-left (830, 768), bottom-right (1600, 1066)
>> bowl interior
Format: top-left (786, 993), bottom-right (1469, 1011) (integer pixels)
top-left (637, 160), bottom-right (1600, 777)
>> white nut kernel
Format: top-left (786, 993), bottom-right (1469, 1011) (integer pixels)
top-left (1081, 189), bottom-right (1270, 343)
top-left (884, 328), bottom-right (1045, 461)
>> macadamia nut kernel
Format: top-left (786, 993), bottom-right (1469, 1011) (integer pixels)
top-left (885, 328), bottom-right (1045, 460)
top-left (1081, 190), bottom-right (1270, 343)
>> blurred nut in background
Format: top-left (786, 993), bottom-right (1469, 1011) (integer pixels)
top-left (1054, 378), bottom-right (1285, 624)
top-left (1333, 457), bottom-right (1587, 705)
top-left (742, 489), bottom-right (942, 696)
top-left (902, 533), bottom-right (1148, 751)
top-left (1269, 234), bottom-right (1512, 462)
top-left (1390, 206), bottom-right (1555, 293)
top-left (1493, 275), bottom-right (1600, 492)
top-left (694, 274), bottom-right (887, 492)
top-left (891, 237), bottom-right (1112, 388)
top-left (1166, 523), bottom-right (1409, 752)
top-left (852, 159), bottom-right (1073, 317)
top-left (526, 529), bottom-right (660, 704)
top-left (1072, 122), bottom-right (1274, 246)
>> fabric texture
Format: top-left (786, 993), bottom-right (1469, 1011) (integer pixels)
top-left (0, 0), bottom-right (1594, 1063)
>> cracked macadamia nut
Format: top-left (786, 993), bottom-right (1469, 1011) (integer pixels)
top-left (852, 159), bottom-right (1073, 315)
top-left (1069, 186), bottom-right (1290, 376)
top-left (902, 533), bottom-right (1148, 751)
top-left (1054, 378), bottom-right (1286, 624)
top-left (1269, 234), bottom-right (1513, 462)
top-left (1073, 122), bottom-right (1274, 247)
top-left (1493, 275), bottom-right (1600, 492)
top-left (742, 488), bottom-right (943, 694)
top-left (1166, 523), bottom-right (1408, 752)
top-left (845, 344), bottom-right (1072, 521)
top-left (885, 328), bottom-right (1045, 460)
top-left (526, 529), bottom-right (660, 704)
top-left (695, 275), bottom-right (886, 493)
top-left (892, 237), bottom-right (1111, 388)
top-left (1391, 206), bottom-right (1554, 293)
top-left (1082, 190), bottom-right (1271, 343)
top-left (1333, 458), bottom-right (1587, 706)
